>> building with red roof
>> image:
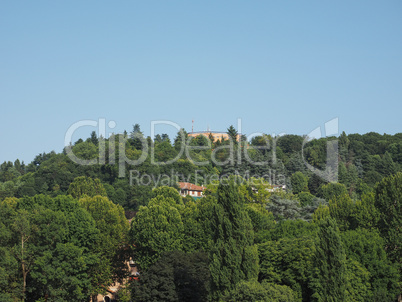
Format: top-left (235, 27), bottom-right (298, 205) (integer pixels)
top-left (178, 182), bottom-right (205, 199)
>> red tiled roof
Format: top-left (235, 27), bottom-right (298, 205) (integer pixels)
top-left (178, 182), bottom-right (205, 191)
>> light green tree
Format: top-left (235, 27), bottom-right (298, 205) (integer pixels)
top-left (68, 176), bottom-right (107, 199)
top-left (258, 236), bottom-right (315, 301)
top-left (222, 280), bottom-right (296, 302)
top-left (151, 185), bottom-right (183, 204)
top-left (327, 193), bottom-right (355, 231)
top-left (130, 195), bottom-right (184, 270)
top-left (342, 228), bottom-right (399, 301)
top-left (1, 195), bottom-right (101, 301)
top-left (79, 195), bottom-right (129, 300)
top-left (317, 183), bottom-right (348, 201)
top-left (291, 172), bottom-right (309, 194)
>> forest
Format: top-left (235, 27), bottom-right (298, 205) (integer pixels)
top-left (0, 125), bottom-right (401, 301)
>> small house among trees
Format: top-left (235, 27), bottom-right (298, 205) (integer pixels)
top-left (178, 182), bottom-right (205, 199)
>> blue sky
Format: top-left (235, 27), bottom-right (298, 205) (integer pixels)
top-left (1, 1), bottom-right (401, 163)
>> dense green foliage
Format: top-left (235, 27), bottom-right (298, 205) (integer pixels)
top-left (259, 236), bottom-right (315, 301)
top-left (1, 130), bottom-right (401, 210)
top-left (132, 251), bottom-right (210, 302)
top-left (208, 181), bottom-right (259, 300)
top-left (374, 172), bottom-right (402, 275)
top-left (341, 228), bottom-right (400, 300)
top-left (222, 280), bottom-right (296, 302)
top-left (0, 128), bottom-right (401, 301)
top-left (130, 194), bottom-right (185, 270)
top-left (310, 217), bottom-right (347, 302)
top-left (0, 195), bottom-right (101, 301)
top-left (67, 176), bottom-right (107, 199)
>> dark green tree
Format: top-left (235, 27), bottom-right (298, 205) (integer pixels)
top-left (209, 180), bottom-right (259, 300)
top-left (266, 195), bottom-right (302, 221)
top-left (154, 134), bottom-right (163, 143)
top-left (161, 133), bottom-right (170, 143)
top-left (173, 128), bottom-right (188, 152)
top-left (311, 217), bottom-right (347, 302)
top-left (227, 125), bottom-right (238, 144)
top-left (89, 130), bottom-right (98, 146)
top-left (130, 124), bottom-right (145, 150)
top-left (208, 132), bottom-right (215, 145)
top-left (133, 251), bottom-right (210, 302)
top-left (374, 172), bottom-right (402, 276)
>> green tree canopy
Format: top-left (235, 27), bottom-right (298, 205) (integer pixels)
top-left (0, 195), bottom-right (100, 301)
top-left (222, 280), bottom-right (296, 302)
top-left (67, 176), bottom-right (107, 199)
top-left (78, 195), bottom-right (129, 298)
top-left (342, 228), bottom-right (400, 301)
top-left (258, 236), bottom-right (315, 301)
top-left (151, 185), bottom-right (183, 205)
top-left (291, 172), bottom-right (309, 194)
top-left (317, 182), bottom-right (348, 201)
top-left (130, 195), bottom-right (184, 270)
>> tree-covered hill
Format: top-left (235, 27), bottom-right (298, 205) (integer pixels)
top-left (1, 127), bottom-right (401, 210)
top-left (0, 126), bottom-right (401, 301)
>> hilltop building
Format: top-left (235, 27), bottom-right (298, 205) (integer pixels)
top-left (187, 131), bottom-right (241, 142)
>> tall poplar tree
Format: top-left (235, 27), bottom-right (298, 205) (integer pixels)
top-left (311, 217), bottom-right (347, 302)
top-left (209, 180), bottom-right (259, 300)
top-left (374, 172), bottom-right (402, 276)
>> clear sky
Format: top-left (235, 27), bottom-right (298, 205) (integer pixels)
top-left (1, 1), bottom-right (401, 163)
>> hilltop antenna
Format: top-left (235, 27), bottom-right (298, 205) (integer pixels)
top-left (192, 119), bottom-right (194, 134)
